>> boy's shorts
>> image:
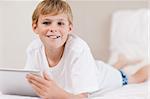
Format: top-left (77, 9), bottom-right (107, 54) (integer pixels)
top-left (119, 70), bottom-right (128, 86)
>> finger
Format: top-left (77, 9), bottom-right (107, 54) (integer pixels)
top-left (30, 83), bottom-right (41, 95)
top-left (28, 78), bottom-right (46, 90)
top-left (43, 72), bottom-right (51, 81)
top-left (26, 73), bottom-right (47, 85)
top-left (30, 83), bottom-right (46, 97)
top-left (30, 83), bottom-right (51, 99)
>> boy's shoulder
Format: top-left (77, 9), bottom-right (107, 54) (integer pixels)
top-left (26, 36), bottom-right (43, 53)
top-left (65, 34), bottom-right (90, 52)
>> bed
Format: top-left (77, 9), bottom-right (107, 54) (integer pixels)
top-left (101, 8), bottom-right (149, 99)
top-left (0, 82), bottom-right (148, 99)
top-left (0, 8), bottom-right (149, 99)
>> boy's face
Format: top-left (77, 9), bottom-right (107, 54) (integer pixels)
top-left (32, 13), bottom-right (72, 49)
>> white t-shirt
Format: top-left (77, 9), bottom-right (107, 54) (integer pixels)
top-left (25, 34), bottom-right (122, 95)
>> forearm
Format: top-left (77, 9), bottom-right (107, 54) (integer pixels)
top-left (27, 73), bottom-right (88, 99)
top-left (63, 92), bottom-right (88, 99)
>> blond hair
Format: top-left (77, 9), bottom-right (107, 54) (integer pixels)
top-left (32, 0), bottom-right (73, 25)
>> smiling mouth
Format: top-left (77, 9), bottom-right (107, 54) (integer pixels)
top-left (47, 35), bottom-right (61, 39)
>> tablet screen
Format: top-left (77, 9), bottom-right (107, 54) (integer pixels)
top-left (0, 68), bottom-right (40, 97)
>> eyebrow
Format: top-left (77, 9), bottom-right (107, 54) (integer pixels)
top-left (42, 18), bottom-right (67, 22)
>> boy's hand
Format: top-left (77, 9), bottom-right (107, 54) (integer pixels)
top-left (26, 72), bottom-right (69, 99)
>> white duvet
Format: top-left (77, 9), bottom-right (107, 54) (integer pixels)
top-left (92, 82), bottom-right (149, 99)
top-left (0, 81), bottom-right (149, 99)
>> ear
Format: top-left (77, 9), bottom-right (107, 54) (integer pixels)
top-left (68, 24), bottom-right (73, 33)
top-left (32, 23), bottom-right (38, 34)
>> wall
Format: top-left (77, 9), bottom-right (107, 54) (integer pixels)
top-left (0, 0), bottom-right (147, 69)
top-left (69, 1), bottom-right (147, 61)
top-left (0, 1), bottom-right (37, 69)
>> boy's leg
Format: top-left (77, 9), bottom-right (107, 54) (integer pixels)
top-left (128, 65), bottom-right (150, 84)
top-left (113, 54), bottom-right (129, 69)
top-left (114, 54), bottom-right (142, 69)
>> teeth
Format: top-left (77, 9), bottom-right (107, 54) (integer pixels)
top-left (56, 36), bottom-right (60, 38)
top-left (47, 35), bottom-right (60, 39)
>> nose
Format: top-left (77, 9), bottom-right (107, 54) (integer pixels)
top-left (49, 24), bottom-right (58, 33)
top-left (50, 29), bottom-right (57, 33)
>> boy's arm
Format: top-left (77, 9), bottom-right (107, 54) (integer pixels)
top-left (64, 93), bottom-right (88, 99)
top-left (26, 72), bottom-right (88, 99)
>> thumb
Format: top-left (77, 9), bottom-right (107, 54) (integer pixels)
top-left (43, 72), bottom-right (51, 81)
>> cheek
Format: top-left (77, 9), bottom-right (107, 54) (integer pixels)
top-left (62, 32), bottom-right (69, 43)
top-left (37, 27), bottom-right (48, 35)
top-left (61, 27), bottom-right (70, 34)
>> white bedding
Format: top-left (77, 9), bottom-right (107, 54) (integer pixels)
top-left (0, 82), bottom-right (148, 99)
top-left (0, 95), bottom-right (39, 99)
top-left (91, 82), bottom-right (148, 99)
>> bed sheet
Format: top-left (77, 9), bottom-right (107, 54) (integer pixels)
top-left (0, 82), bottom-right (148, 99)
top-left (91, 82), bottom-right (148, 99)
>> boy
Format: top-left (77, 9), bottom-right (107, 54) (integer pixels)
top-left (25, 0), bottom-right (149, 99)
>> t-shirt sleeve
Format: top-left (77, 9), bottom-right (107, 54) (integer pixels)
top-left (71, 45), bottom-right (99, 94)
top-left (24, 50), bottom-right (35, 69)
top-left (24, 36), bottom-right (43, 70)
top-left (24, 49), bottom-right (39, 70)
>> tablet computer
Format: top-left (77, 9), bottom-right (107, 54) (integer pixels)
top-left (0, 68), bottom-right (40, 97)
